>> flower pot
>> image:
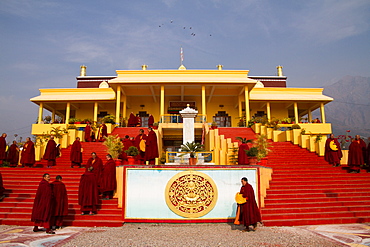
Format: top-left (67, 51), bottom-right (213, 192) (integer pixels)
top-left (189, 157), bottom-right (197, 165)
top-left (115, 159), bottom-right (122, 167)
top-left (248, 157), bottom-right (258, 166)
top-left (153, 126), bottom-right (158, 130)
top-left (260, 157), bottom-right (268, 166)
top-left (127, 156), bottom-right (136, 165)
top-left (211, 126), bottom-right (218, 129)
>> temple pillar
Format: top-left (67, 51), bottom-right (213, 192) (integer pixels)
top-left (201, 86), bottom-right (206, 122)
top-left (244, 86), bottom-right (250, 121)
top-left (115, 85), bottom-right (121, 125)
top-left (94, 102), bottom-right (98, 123)
top-left (266, 102), bottom-right (271, 121)
top-left (122, 94), bottom-right (127, 124)
top-left (320, 103), bottom-right (326, 123)
top-left (38, 103), bottom-right (43, 124)
top-left (238, 95), bottom-right (242, 118)
top-left (294, 102), bottom-right (298, 123)
top-left (160, 86), bottom-right (165, 122)
top-left (66, 103), bottom-right (71, 124)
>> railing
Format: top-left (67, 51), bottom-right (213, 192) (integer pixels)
top-left (166, 151), bottom-right (213, 164)
top-left (160, 114), bottom-right (206, 124)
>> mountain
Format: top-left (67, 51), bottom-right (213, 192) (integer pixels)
top-left (323, 76), bottom-right (370, 138)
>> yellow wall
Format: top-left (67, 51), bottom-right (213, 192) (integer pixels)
top-left (127, 96), bottom-right (160, 120)
top-left (270, 103), bottom-right (289, 119)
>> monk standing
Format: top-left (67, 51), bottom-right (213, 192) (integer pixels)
top-left (324, 134), bottom-right (343, 167)
top-left (84, 123), bottom-right (92, 142)
top-left (237, 177), bottom-right (262, 232)
top-left (145, 127), bottom-right (159, 165)
top-left (7, 140), bottom-right (19, 167)
top-left (51, 175), bottom-right (68, 230)
top-left (43, 136), bottom-right (59, 168)
top-left (237, 138), bottom-right (252, 165)
top-left (78, 166), bottom-right (99, 215)
top-left (100, 154), bottom-right (116, 200)
top-left (120, 135), bottom-right (132, 164)
top-left (0, 133), bottom-right (7, 165)
top-left (0, 171), bottom-right (5, 201)
top-left (98, 123), bottom-right (108, 142)
top-left (127, 112), bottom-right (136, 127)
top-left (348, 135), bottom-right (366, 173)
top-left (21, 137), bottom-right (36, 167)
top-left (85, 152), bottom-right (103, 189)
top-left (31, 173), bottom-right (54, 234)
top-left (148, 114), bottom-right (154, 128)
top-left (70, 137), bottom-right (83, 168)
top-left (135, 129), bottom-right (147, 165)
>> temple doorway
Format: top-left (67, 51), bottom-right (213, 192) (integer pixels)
top-left (213, 111), bottom-right (231, 127)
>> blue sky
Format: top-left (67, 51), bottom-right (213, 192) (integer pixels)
top-left (0, 0), bottom-right (370, 138)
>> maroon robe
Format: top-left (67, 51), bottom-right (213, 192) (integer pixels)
top-left (145, 130), bottom-right (159, 163)
top-left (135, 133), bottom-right (147, 164)
top-left (367, 143), bottom-right (370, 166)
top-left (98, 124), bottom-right (108, 141)
top-left (0, 172), bottom-right (5, 198)
top-left (31, 179), bottom-right (53, 227)
top-left (7, 143), bottom-right (19, 166)
top-left (84, 125), bottom-right (92, 142)
top-left (85, 156), bottom-right (103, 187)
top-left (238, 143), bottom-right (250, 165)
top-left (21, 141), bottom-right (35, 166)
top-left (324, 138), bottom-right (342, 165)
top-left (238, 183), bottom-right (262, 227)
top-left (51, 180), bottom-right (68, 227)
top-left (127, 113), bottom-right (136, 127)
top-left (0, 136), bottom-right (6, 162)
top-left (148, 115), bottom-right (154, 128)
top-left (100, 159), bottom-right (117, 193)
top-left (120, 138), bottom-right (133, 163)
top-left (43, 139), bottom-right (58, 166)
top-left (136, 116), bottom-right (141, 127)
top-left (70, 140), bottom-right (83, 166)
top-left (78, 171), bottom-right (99, 212)
top-left (348, 140), bottom-right (366, 170)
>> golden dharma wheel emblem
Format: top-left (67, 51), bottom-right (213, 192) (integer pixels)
top-left (165, 171), bottom-right (218, 218)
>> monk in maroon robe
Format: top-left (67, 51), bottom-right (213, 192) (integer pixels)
top-left (238, 140), bottom-right (250, 165)
top-left (148, 114), bottom-right (154, 128)
top-left (51, 175), bottom-right (68, 229)
top-left (0, 133), bottom-right (7, 165)
top-left (43, 136), bottom-right (59, 168)
top-left (324, 134), bottom-right (343, 167)
top-left (0, 171), bottom-right (5, 201)
top-left (98, 123), bottom-right (108, 141)
top-left (7, 140), bottom-right (19, 167)
top-left (85, 152), bottom-right (103, 188)
top-left (127, 112), bottom-right (136, 127)
top-left (366, 137), bottom-right (370, 166)
top-left (237, 177), bottom-right (262, 232)
top-left (70, 137), bottom-right (83, 168)
top-left (84, 123), bottom-right (92, 142)
top-left (79, 166), bottom-right (99, 215)
top-left (348, 135), bottom-right (366, 173)
top-left (101, 154), bottom-right (117, 200)
top-left (145, 127), bottom-right (159, 165)
top-left (21, 137), bottom-right (36, 167)
top-left (136, 114), bottom-right (141, 127)
top-left (135, 129), bottom-right (147, 165)
top-left (120, 135), bottom-right (132, 164)
top-left (31, 173), bottom-right (55, 234)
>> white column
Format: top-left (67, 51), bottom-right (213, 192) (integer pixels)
top-left (179, 105), bottom-right (198, 144)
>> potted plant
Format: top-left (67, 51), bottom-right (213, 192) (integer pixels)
top-left (124, 146), bottom-right (139, 165)
top-left (246, 147), bottom-right (258, 165)
top-left (180, 141), bottom-right (204, 165)
top-left (102, 115), bottom-right (116, 124)
top-left (103, 135), bottom-right (123, 166)
top-left (153, 122), bottom-right (159, 130)
top-left (256, 134), bottom-right (271, 166)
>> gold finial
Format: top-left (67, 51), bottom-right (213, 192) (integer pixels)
top-left (276, 65), bottom-right (283, 76)
top-left (142, 64), bottom-right (148, 70)
top-left (178, 64), bottom-right (186, 70)
top-left (217, 64), bottom-right (223, 70)
top-left (80, 65), bottom-right (86, 76)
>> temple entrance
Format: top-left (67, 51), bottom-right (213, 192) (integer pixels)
top-left (213, 111), bottom-right (231, 127)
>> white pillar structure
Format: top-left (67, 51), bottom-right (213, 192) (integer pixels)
top-left (179, 104), bottom-right (198, 144)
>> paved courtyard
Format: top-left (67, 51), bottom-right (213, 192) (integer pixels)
top-left (0, 223), bottom-right (369, 246)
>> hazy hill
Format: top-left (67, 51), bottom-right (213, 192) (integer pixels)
top-left (323, 76), bottom-right (370, 138)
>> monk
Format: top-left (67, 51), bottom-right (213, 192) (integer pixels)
top-left (70, 137), bottom-right (83, 168)
top-left (120, 135), bottom-right (132, 164)
top-left (237, 177), bottom-right (262, 232)
top-left (145, 127), bottom-right (159, 165)
top-left (0, 171), bottom-right (5, 201)
top-left (324, 134), bottom-right (342, 167)
top-left (98, 123), bottom-right (108, 141)
top-left (31, 173), bottom-right (55, 234)
top-left (135, 129), bottom-right (147, 165)
top-left (85, 152), bottom-right (103, 188)
top-left (127, 112), bottom-right (136, 127)
top-left (100, 154), bottom-right (117, 200)
top-left (21, 137), bottom-right (36, 167)
top-left (78, 166), bottom-right (99, 215)
top-left (367, 137), bottom-right (370, 166)
top-left (51, 175), bottom-right (68, 230)
top-left (348, 135), bottom-right (366, 173)
top-left (237, 138), bottom-right (251, 165)
top-left (136, 114), bottom-right (141, 127)
top-left (0, 133), bottom-right (7, 165)
top-left (43, 136), bottom-right (59, 168)
top-left (84, 123), bottom-right (92, 142)
top-left (7, 140), bottom-right (20, 167)
top-left (148, 114), bottom-right (154, 128)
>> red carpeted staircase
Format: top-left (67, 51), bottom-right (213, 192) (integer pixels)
top-left (262, 142), bottom-right (370, 226)
top-left (111, 127), bottom-right (143, 139)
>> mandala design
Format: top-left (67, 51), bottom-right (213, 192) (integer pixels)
top-left (165, 171), bottom-right (218, 218)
